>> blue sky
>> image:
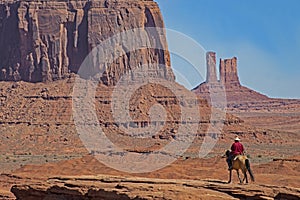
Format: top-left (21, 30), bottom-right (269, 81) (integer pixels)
top-left (156, 0), bottom-right (300, 99)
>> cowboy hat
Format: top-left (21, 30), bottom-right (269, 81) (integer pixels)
top-left (234, 136), bottom-right (240, 141)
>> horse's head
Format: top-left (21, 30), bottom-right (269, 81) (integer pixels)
top-left (222, 150), bottom-right (231, 158)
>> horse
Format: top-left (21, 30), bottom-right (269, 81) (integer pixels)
top-left (223, 150), bottom-right (255, 184)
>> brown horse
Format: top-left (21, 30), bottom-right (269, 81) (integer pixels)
top-left (224, 150), bottom-right (255, 184)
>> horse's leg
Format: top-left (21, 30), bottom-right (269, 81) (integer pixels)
top-left (244, 170), bottom-right (248, 184)
top-left (228, 170), bottom-right (232, 183)
top-left (237, 170), bottom-right (242, 184)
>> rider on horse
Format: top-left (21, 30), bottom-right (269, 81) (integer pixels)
top-left (227, 136), bottom-right (245, 170)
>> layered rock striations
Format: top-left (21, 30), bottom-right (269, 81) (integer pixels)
top-left (193, 52), bottom-right (269, 103)
top-left (0, 0), bottom-right (174, 84)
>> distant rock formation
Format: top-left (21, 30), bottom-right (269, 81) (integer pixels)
top-left (205, 52), bottom-right (240, 86)
top-left (193, 52), bottom-right (269, 103)
top-left (219, 57), bottom-right (239, 85)
top-left (0, 0), bottom-right (175, 84)
top-left (206, 52), bottom-right (218, 83)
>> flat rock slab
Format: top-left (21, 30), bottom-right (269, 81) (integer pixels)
top-left (11, 175), bottom-right (300, 200)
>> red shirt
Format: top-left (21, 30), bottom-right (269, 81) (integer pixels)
top-left (231, 142), bottom-right (244, 156)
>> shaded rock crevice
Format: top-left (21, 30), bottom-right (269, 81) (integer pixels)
top-left (0, 1), bottom-right (22, 81)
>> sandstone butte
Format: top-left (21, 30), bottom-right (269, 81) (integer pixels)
top-left (193, 51), bottom-right (270, 103)
top-left (0, 0), bottom-right (174, 84)
top-left (0, 0), bottom-right (299, 199)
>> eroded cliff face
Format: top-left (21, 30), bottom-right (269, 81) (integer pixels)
top-left (0, 0), bottom-right (174, 84)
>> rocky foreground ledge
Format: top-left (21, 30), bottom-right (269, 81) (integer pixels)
top-left (10, 175), bottom-right (300, 200)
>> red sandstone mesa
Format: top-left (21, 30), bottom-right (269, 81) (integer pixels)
top-left (0, 0), bottom-right (174, 84)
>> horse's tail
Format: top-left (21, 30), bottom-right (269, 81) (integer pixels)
top-left (245, 159), bottom-right (255, 182)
